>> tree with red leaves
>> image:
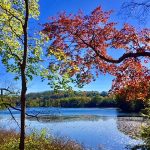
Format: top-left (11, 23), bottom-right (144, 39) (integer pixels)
top-left (42, 6), bottom-right (150, 101)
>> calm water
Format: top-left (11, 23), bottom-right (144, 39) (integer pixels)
top-left (0, 108), bottom-right (143, 150)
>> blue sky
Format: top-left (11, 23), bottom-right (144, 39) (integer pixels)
top-left (0, 0), bottom-right (149, 93)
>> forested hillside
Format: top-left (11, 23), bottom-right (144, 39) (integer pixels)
top-left (26, 90), bottom-right (116, 108)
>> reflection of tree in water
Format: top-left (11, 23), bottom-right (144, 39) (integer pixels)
top-left (116, 117), bottom-right (147, 139)
top-left (27, 115), bottom-right (111, 123)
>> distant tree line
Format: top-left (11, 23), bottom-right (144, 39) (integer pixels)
top-left (25, 90), bottom-right (147, 112)
top-left (0, 90), bottom-right (148, 112)
top-left (25, 91), bottom-right (116, 108)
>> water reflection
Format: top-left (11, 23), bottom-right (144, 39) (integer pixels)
top-left (27, 115), bottom-right (112, 123)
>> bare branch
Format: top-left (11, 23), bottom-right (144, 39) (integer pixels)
top-left (0, 88), bottom-right (13, 94)
top-left (1, 102), bottom-right (40, 121)
top-left (119, 0), bottom-right (150, 23)
top-left (6, 105), bottom-right (21, 129)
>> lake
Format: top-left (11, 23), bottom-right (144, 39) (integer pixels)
top-left (0, 107), bottom-right (144, 150)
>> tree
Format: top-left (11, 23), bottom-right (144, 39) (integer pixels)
top-left (0, 0), bottom-right (41, 149)
top-left (120, 0), bottom-right (150, 24)
top-left (111, 59), bottom-right (150, 101)
top-left (42, 6), bottom-right (150, 101)
top-left (100, 91), bottom-right (108, 97)
top-left (0, 1), bottom-right (72, 149)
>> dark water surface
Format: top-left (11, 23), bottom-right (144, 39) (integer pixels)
top-left (0, 108), bottom-right (143, 150)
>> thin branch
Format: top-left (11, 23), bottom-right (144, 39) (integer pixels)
top-left (119, 0), bottom-right (150, 23)
top-left (0, 4), bottom-right (24, 27)
top-left (6, 105), bottom-right (21, 129)
top-left (8, 22), bottom-right (24, 44)
top-left (0, 90), bottom-right (20, 129)
top-left (0, 88), bottom-right (13, 94)
top-left (122, 1), bottom-right (150, 9)
top-left (7, 45), bottom-right (22, 64)
top-left (1, 102), bottom-right (40, 121)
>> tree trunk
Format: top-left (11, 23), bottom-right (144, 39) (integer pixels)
top-left (19, 70), bottom-right (27, 150)
top-left (19, 0), bottom-right (29, 149)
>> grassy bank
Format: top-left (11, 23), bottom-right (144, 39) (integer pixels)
top-left (0, 129), bottom-right (85, 150)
